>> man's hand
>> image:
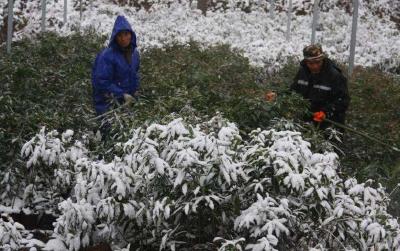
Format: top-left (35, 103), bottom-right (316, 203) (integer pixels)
top-left (313, 111), bottom-right (326, 122)
top-left (264, 91), bottom-right (277, 102)
top-left (123, 93), bottom-right (135, 105)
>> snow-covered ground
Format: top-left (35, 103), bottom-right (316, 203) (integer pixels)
top-left (1, 1), bottom-right (400, 250)
top-left (1, 0), bottom-right (399, 72)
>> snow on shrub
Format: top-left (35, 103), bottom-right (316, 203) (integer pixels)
top-left (20, 115), bottom-right (400, 250)
top-left (0, 213), bottom-right (47, 250)
top-left (19, 128), bottom-right (88, 211)
top-left (0, 214), bottom-right (24, 250)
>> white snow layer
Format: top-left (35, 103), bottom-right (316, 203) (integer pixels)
top-left (2, 0), bottom-right (400, 72)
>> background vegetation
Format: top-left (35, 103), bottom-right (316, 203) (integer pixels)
top-left (0, 32), bottom-right (399, 216)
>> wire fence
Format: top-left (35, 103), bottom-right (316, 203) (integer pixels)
top-left (2, 0), bottom-right (367, 76)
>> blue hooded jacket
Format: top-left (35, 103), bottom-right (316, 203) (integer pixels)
top-left (92, 16), bottom-right (140, 115)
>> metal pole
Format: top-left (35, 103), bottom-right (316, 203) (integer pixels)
top-left (286, 0), bottom-right (292, 41)
top-left (311, 0), bottom-right (320, 44)
top-left (348, 0), bottom-right (359, 76)
top-left (80, 0), bottom-right (82, 21)
top-left (41, 0), bottom-right (46, 33)
top-left (269, 0), bottom-right (274, 18)
top-left (64, 0), bottom-right (67, 25)
top-left (6, 0), bottom-right (14, 54)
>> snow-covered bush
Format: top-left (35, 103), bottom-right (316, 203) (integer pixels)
top-left (235, 128), bottom-right (400, 250)
top-left (49, 114), bottom-right (247, 249)
top-left (19, 127), bottom-right (87, 211)
top-left (0, 214), bottom-right (24, 251)
top-left (19, 114), bottom-right (400, 250)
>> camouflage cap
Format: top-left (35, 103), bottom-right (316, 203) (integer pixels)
top-left (303, 44), bottom-right (325, 61)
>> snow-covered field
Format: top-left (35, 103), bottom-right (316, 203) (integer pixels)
top-left (1, 1), bottom-right (400, 250)
top-left (1, 0), bottom-right (400, 72)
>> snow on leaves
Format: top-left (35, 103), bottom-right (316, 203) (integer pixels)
top-left (0, 215), bottom-right (24, 251)
top-left (14, 115), bottom-right (400, 250)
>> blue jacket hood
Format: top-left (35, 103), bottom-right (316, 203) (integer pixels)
top-left (109, 15), bottom-right (137, 49)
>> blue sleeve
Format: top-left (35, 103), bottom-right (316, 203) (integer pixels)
top-left (94, 52), bottom-right (124, 98)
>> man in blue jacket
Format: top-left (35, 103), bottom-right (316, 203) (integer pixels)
top-left (92, 15), bottom-right (140, 136)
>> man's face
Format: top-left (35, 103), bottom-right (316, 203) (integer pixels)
top-left (116, 31), bottom-right (131, 48)
top-left (305, 59), bottom-right (323, 74)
